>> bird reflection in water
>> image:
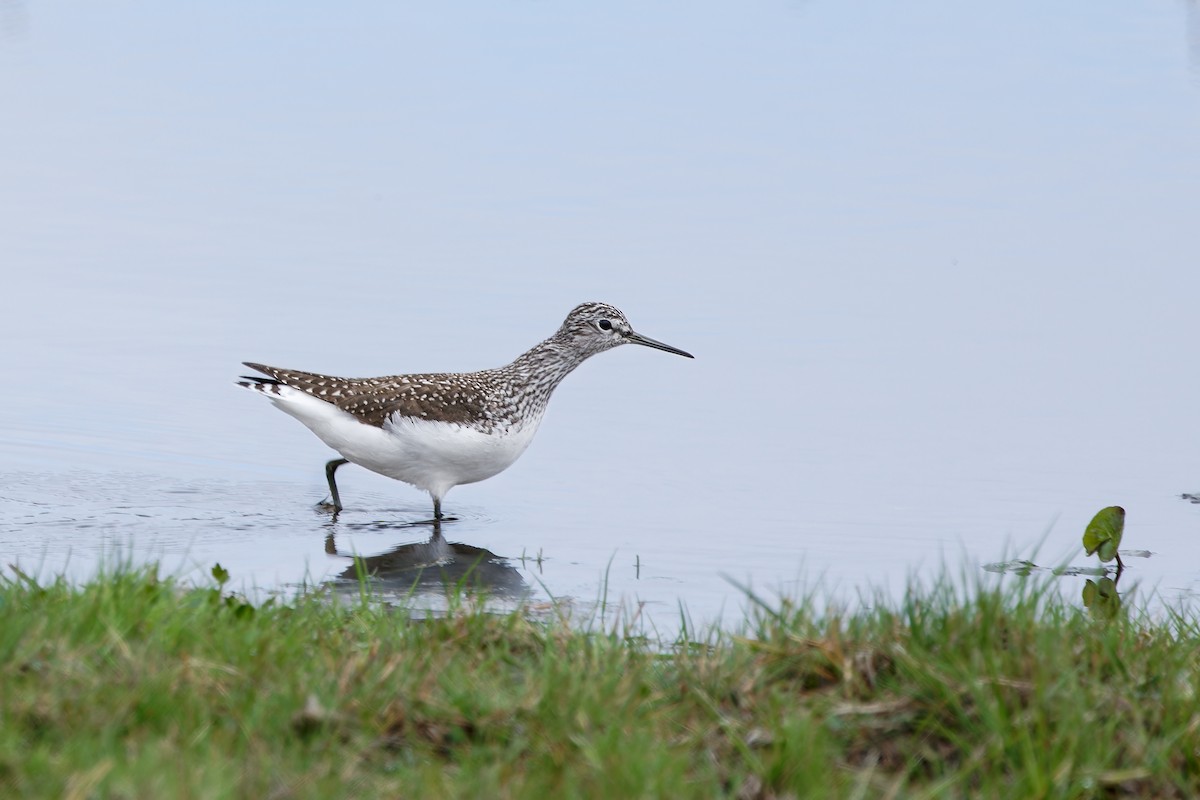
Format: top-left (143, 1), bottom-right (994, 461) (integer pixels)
top-left (324, 520), bottom-right (528, 604)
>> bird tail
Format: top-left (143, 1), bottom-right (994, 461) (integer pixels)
top-left (236, 362), bottom-right (284, 396)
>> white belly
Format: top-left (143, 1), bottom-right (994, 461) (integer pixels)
top-left (258, 385), bottom-right (541, 500)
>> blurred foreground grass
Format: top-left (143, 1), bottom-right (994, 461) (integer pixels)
top-left (1, 565), bottom-right (1197, 799)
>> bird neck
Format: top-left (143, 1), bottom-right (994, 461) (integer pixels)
top-left (507, 335), bottom-right (590, 393)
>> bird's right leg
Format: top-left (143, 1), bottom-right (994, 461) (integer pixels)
top-left (319, 458), bottom-right (350, 512)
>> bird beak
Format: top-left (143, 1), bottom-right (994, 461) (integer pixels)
top-left (626, 331), bottom-right (694, 359)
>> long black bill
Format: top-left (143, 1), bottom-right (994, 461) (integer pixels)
top-left (627, 331), bottom-right (694, 359)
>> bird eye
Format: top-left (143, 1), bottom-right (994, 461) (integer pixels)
top-left (597, 319), bottom-right (613, 331)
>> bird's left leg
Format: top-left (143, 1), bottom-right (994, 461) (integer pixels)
top-left (318, 458), bottom-right (350, 511)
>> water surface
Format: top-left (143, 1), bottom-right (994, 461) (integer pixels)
top-left (2, 0), bottom-right (1199, 627)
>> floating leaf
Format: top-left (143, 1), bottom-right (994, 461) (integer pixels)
top-left (1082, 506), bottom-right (1125, 563)
top-left (982, 559), bottom-right (1036, 576)
top-left (1051, 565), bottom-right (1107, 577)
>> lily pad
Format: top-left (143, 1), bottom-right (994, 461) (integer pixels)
top-left (982, 559), bottom-right (1036, 576)
top-left (1051, 565), bottom-right (1108, 577)
top-left (1083, 506), bottom-right (1125, 563)
top-left (1118, 549), bottom-right (1152, 560)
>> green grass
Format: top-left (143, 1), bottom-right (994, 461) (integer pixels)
top-left (1, 565), bottom-right (1198, 799)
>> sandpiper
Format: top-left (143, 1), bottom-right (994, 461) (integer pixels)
top-left (238, 302), bottom-right (693, 519)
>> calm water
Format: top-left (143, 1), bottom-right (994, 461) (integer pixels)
top-left (2, 0), bottom-right (1199, 628)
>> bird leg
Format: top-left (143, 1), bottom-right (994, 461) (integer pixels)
top-left (319, 458), bottom-right (350, 512)
top-left (433, 496), bottom-right (442, 520)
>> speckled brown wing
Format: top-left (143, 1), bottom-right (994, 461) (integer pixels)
top-left (240, 362), bottom-right (488, 428)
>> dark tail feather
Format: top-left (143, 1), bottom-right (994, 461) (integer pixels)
top-left (237, 362), bottom-right (283, 392)
top-left (238, 361), bottom-right (283, 390)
